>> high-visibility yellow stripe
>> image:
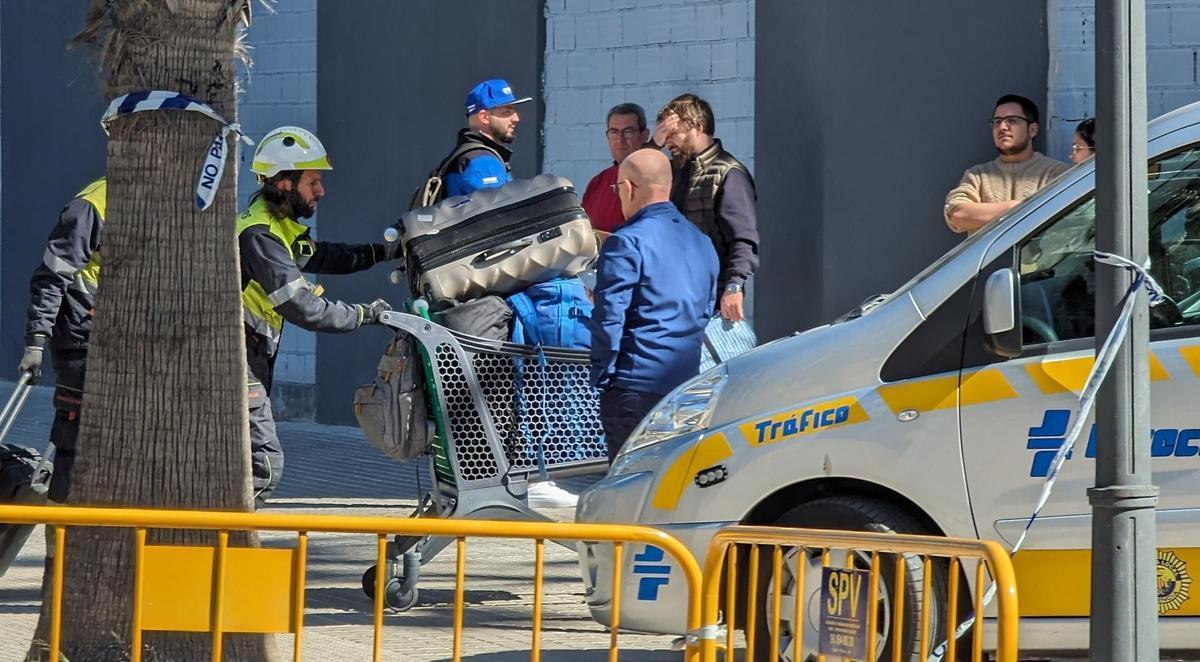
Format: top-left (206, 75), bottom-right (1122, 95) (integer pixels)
top-left (1025, 353), bottom-right (1169, 395)
top-left (650, 432), bottom-right (733, 512)
top-left (1013, 547), bottom-right (1198, 616)
top-left (876, 368), bottom-right (1017, 416)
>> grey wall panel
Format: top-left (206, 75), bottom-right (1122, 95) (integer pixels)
top-left (315, 0), bottom-right (543, 424)
top-left (1, 1), bottom-right (106, 376)
top-left (755, 1), bottom-right (1049, 340)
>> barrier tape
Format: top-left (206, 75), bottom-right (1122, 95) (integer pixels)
top-left (928, 251), bottom-right (1165, 661)
top-left (100, 91), bottom-right (254, 210)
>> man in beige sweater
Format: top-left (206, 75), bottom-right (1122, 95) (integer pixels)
top-left (945, 94), bottom-right (1070, 235)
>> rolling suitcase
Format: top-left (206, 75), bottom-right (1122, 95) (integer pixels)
top-left (395, 174), bottom-right (597, 302)
top-left (0, 374), bottom-right (51, 577)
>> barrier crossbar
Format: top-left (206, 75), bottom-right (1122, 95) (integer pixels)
top-left (0, 504), bottom-right (704, 662)
top-left (699, 526), bottom-right (1019, 662)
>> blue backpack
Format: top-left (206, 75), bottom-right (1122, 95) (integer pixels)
top-left (506, 277), bottom-right (592, 350)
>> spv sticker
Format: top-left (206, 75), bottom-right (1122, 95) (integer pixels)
top-left (819, 567), bottom-right (869, 659)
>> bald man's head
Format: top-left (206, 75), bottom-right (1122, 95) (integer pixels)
top-left (616, 149), bottom-right (673, 220)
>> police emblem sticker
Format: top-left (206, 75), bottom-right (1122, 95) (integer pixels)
top-left (1158, 550), bottom-right (1192, 614)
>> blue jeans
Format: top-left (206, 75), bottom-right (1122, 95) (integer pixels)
top-left (599, 388), bottom-right (662, 463)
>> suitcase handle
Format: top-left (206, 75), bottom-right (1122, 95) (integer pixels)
top-left (471, 238), bottom-right (534, 268)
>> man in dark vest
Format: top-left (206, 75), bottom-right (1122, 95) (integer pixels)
top-left (649, 94), bottom-right (759, 322)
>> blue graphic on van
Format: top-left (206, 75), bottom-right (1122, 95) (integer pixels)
top-left (632, 544), bottom-right (671, 601)
top-left (1027, 410), bottom-right (1200, 477)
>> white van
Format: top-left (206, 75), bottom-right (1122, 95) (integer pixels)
top-left (576, 102), bottom-right (1200, 659)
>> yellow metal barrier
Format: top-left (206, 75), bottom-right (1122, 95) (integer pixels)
top-left (699, 526), bottom-right (1019, 662)
top-left (0, 504), bottom-right (704, 662)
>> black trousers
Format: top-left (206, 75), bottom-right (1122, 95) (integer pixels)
top-left (47, 348), bottom-right (87, 503)
top-left (599, 388), bottom-right (662, 463)
top-left (248, 382), bottom-right (284, 507)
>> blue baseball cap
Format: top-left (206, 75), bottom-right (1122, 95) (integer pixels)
top-left (465, 78), bottom-right (533, 115)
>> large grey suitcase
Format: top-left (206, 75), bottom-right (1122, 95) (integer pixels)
top-left (396, 174), bottom-right (597, 302)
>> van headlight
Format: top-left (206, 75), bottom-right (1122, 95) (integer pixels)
top-left (619, 365), bottom-right (728, 457)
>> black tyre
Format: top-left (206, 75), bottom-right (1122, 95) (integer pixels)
top-left (362, 564), bottom-right (420, 612)
top-left (750, 496), bottom-right (955, 662)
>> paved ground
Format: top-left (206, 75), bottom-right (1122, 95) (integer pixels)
top-left (0, 381), bottom-right (683, 661)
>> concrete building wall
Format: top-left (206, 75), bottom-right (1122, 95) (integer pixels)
top-left (542, 0), bottom-right (755, 190)
top-left (0, 1), bottom-right (106, 376)
top-left (1047, 0), bottom-right (1200, 161)
top-left (237, 0), bottom-right (320, 418)
top-left (754, 1), bottom-right (1050, 341)
top-left (314, 0), bottom-right (544, 425)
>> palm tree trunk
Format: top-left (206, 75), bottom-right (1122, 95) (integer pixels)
top-left (29, 1), bottom-right (276, 659)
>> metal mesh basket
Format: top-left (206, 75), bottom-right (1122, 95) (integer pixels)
top-left (431, 333), bottom-right (607, 484)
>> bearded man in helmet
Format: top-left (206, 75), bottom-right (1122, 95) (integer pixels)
top-left (239, 126), bottom-right (399, 506)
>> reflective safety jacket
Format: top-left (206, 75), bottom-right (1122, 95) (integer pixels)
top-left (25, 178), bottom-right (106, 352)
top-left (237, 198), bottom-right (385, 389)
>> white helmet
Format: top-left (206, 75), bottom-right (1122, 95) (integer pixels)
top-left (251, 126), bottom-right (332, 179)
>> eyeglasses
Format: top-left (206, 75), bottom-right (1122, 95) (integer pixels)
top-left (990, 116), bottom-right (1030, 128)
top-left (606, 128), bottom-right (643, 140)
top-left (609, 179), bottom-right (639, 194)
top-left (1070, 144), bottom-right (1094, 154)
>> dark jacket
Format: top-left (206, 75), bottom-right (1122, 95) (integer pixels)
top-left (442, 129), bottom-right (514, 197)
top-left (670, 139), bottom-right (759, 291)
top-left (26, 180), bottom-right (105, 353)
top-left (588, 201), bottom-right (718, 395)
top-left (238, 200), bottom-right (385, 390)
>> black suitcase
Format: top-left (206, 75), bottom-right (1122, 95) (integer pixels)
top-left (0, 444), bottom-right (47, 576)
top-left (395, 174), bottom-right (597, 302)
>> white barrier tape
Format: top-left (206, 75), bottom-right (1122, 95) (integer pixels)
top-left (100, 91), bottom-right (255, 210)
top-left (927, 252), bottom-right (1164, 661)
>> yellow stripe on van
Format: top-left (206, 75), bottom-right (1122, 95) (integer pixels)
top-left (650, 432), bottom-right (733, 512)
top-left (1014, 547), bottom-right (1198, 616)
top-left (1025, 353), bottom-right (1169, 395)
top-left (876, 369), bottom-right (1017, 416)
top-left (739, 396), bottom-right (870, 447)
top-left (1178, 344), bottom-right (1200, 378)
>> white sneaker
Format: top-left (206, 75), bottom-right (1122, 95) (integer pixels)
top-left (526, 481), bottom-right (578, 509)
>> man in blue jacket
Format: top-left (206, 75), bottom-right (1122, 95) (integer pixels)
top-left (589, 149), bottom-right (718, 462)
top-left (438, 78), bottom-right (532, 198)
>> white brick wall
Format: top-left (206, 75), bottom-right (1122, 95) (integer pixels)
top-left (237, 0), bottom-right (318, 386)
top-left (543, 0), bottom-right (756, 191)
top-left (1048, 0), bottom-right (1200, 161)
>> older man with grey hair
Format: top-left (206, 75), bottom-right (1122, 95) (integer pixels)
top-left (581, 102), bottom-right (649, 233)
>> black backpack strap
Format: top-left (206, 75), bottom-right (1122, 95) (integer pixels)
top-left (435, 140), bottom-right (503, 179)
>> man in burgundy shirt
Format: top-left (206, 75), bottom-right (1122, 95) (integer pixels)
top-left (581, 103), bottom-right (649, 233)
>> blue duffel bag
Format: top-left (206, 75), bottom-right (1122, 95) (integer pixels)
top-left (506, 277), bottom-right (592, 350)
top-left (506, 277), bottom-right (594, 478)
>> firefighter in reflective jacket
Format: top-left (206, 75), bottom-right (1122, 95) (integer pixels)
top-left (18, 178), bottom-right (105, 503)
top-left (240, 126), bottom-right (398, 506)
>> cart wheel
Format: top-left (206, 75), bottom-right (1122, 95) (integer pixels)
top-left (362, 565), bottom-right (381, 599)
top-left (361, 565), bottom-right (420, 612)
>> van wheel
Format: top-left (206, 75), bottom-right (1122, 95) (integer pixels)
top-left (750, 496), bottom-right (955, 661)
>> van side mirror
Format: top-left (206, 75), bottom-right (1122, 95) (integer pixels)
top-left (982, 267), bottom-right (1021, 358)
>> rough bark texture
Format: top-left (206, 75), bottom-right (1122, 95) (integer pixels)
top-left (29, 1), bottom-right (275, 660)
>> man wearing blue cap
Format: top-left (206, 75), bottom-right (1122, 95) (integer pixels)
top-left (436, 78), bottom-right (532, 199)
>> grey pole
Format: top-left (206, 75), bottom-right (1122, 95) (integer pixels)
top-left (1090, 1), bottom-right (1160, 659)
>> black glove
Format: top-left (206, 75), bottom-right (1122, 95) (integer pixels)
top-left (359, 299), bottom-right (392, 326)
top-left (373, 241), bottom-right (403, 263)
top-left (18, 346), bottom-right (43, 382)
